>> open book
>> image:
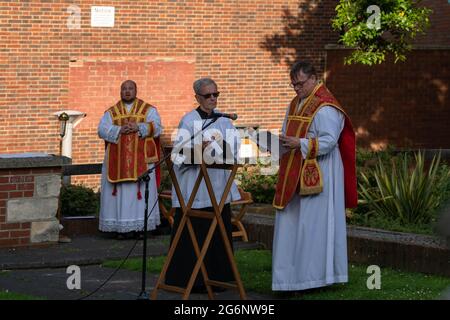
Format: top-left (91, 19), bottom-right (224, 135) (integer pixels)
top-left (248, 129), bottom-right (291, 159)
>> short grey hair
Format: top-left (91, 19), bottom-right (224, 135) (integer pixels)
top-left (193, 78), bottom-right (217, 95)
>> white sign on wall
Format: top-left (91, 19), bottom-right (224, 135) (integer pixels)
top-left (91, 6), bottom-right (115, 28)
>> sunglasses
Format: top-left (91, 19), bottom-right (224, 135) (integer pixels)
top-left (289, 77), bottom-right (311, 88)
top-left (198, 92), bottom-right (220, 99)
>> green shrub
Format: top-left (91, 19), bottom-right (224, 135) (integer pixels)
top-left (60, 184), bottom-right (100, 217)
top-left (332, 0), bottom-right (432, 65)
top-left (358, 151), bottom-right (450, 226)
top-left (237, 162), bottom-right (278, 204)
top-left (157, 161), bottom-right (172, 192)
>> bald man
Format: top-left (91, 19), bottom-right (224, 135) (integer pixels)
top-left (98, 80), bottom-right (163, 239)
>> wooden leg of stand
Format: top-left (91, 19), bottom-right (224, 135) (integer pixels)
top-left (201, 164), bottom-right (247, 299)
top-left (152, 161), bottom-right (212, 300)
top-left (184, 218), bottom-right (215, 299)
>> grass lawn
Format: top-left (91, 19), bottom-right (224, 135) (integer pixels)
top-left (0, 290), bottom-right (42, 300)
top-left (103, 249), bottom-right (450, 300)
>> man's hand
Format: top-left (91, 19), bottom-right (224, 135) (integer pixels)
top-left (127, 122), bottom-right (139, 133)
top-left (120, 122), bottom-right (139, 135)
top-left (280, 134), bottom-right (301, 150)
top-left (202, 140), bottom-right (212, 150)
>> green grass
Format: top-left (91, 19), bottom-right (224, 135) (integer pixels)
top-left (294, 264), bottom-right (449, 300)
top-left (103, 249), bottom-right (450, 300)
top-left (104, 255), bottom-right (167, 274)
top-left (348, 213), bottom-right (436, 235)
top-left (0, 290), bottom-right (42, 300)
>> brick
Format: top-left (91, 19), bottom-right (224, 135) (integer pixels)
top-left (10, 176), bottom-right (33, 184)
top-left (0, 231), bottom-right (9, 239)
top-left (0, 184), bottom-right (16, 192)
top-left (17, 183), bottom-right (34, 191)
top-left (10, 230), bottom-right (30, 238)
top-left (21, 222), bottom-right (31, 229)
top-left (0, 238), bottom-right (21, 247)
top-left (0, 177), bottom-right (9, 183)
top-left (0, 0), bottom-right (447, 193)
top-left (19, 238), bottom-right (30, 245)
top-left (23, 191), bottom-right (34, 197)
top-left (1, 223), bottom-right (21, 230)
top-left (9, 191), bottom-right (24, 198)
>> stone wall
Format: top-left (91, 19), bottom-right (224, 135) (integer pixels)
top-left (242, 213), bottom-right (450, 277)
top-left (0, 155), bottom-right (70, 247)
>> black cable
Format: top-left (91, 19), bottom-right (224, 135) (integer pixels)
top-left (77, 116), bottom-right (219, 300)
top-left (77, 192), bottom-right (161, 300)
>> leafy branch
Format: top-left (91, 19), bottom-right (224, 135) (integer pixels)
top-left (332, 0), bottom-right (432, 65)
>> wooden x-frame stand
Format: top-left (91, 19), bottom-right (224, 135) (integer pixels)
top-left (151, 149), bottom-right (247, 300)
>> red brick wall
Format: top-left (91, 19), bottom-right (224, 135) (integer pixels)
top-left (0, 0), bottom-right (448, 182)
top-left (0, 167), bottom-right (60, 248)
top-left (415, 0), bottom-right (450, 46)
top-left (325, 0), bottom-right (450, 150)
top-left (0, 0), bottom-right (339, 152)
top-left (325, 49), bottom-right (450, 149)
top-left (68, 57), bottom-right (195, 186)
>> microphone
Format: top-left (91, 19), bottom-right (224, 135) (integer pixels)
top-left (208, 112), bottom-right (238, 120)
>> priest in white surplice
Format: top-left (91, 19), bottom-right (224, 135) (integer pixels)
top-left (165, 78), bottom-right (241, 292)
top-left (98, 80), bottom-right (162, 239)
top-left (272, 61), bottom-right (357, 291)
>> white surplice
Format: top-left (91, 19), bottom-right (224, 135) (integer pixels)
top-left (272, 105), bottom-right (348, 291)
top-left (171, 109), bottom-right (241, 208)
top-left (98, 102), bottom-right (162, 232)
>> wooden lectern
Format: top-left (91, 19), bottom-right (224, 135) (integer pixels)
top-left (151, 147), bottom-right (247, 300)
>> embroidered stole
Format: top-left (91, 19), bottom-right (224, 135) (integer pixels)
top-left (106, 99), bottom-right (159, 183)
top-left (273, 83), bottom-right (357, 209)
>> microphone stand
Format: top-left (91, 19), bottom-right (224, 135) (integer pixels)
top-left (135, 115), bottom-right (219, 299)
top-left (137, 173), bottom-right (151, 300)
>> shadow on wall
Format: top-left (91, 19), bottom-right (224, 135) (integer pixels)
top-left (260, 0), bottom-right (338, 73)
top-left (326, 50), bottom-right (450, 150)
top-left (259, 1), bottom-right (450, 150)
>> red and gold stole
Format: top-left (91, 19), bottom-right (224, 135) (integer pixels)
top-left (273, 83), bottom-right (357, 209)
top-left (106, 99), bottom-right (159, 184)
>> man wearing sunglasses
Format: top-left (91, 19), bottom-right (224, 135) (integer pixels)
top-left (272, 61), bottom-right (357, 293)
top-left (165, 77), bottom-right (241, 293)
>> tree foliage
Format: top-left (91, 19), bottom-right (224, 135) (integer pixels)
top-left (332, 0), bottom-right (432, 65)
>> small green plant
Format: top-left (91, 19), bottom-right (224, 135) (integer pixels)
top-left (358, 151), bottom-right (450, 225)
top-left (60, 184), bottom-right (100, 217)
top-left (237, 162), bottom-right (278, 204)
top-left (157, 161), bottom-right (172, 192)
top-left (332, 0), bottom-right (432, 65)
